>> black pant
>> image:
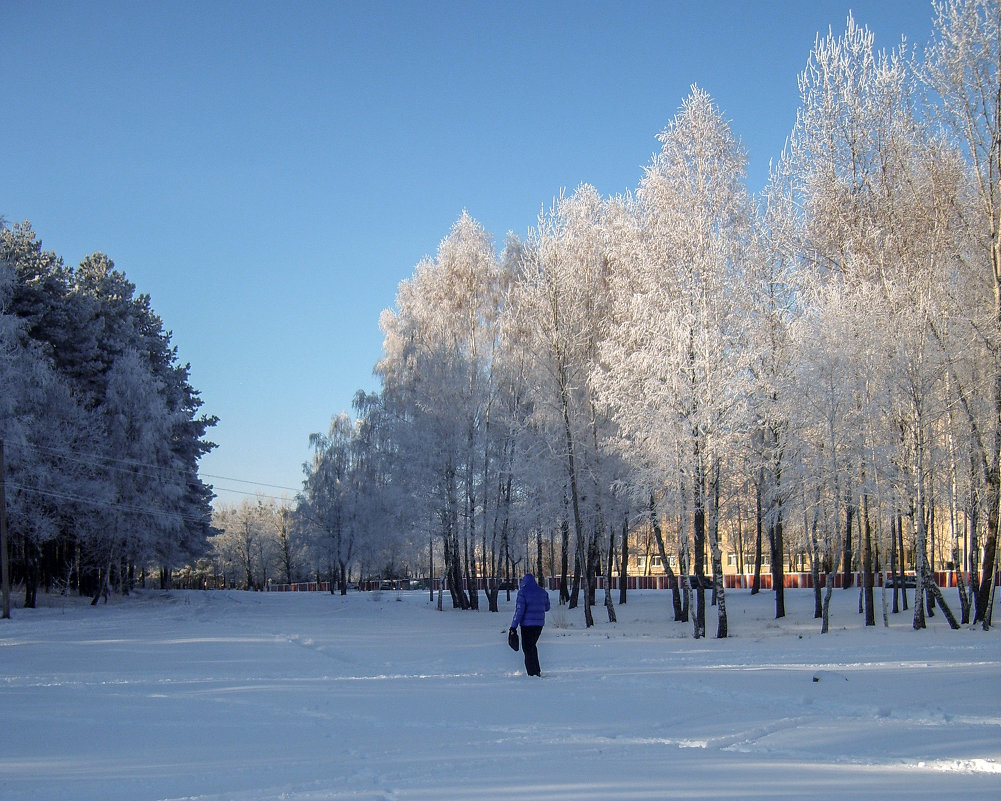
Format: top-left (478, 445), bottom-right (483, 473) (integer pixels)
top-left (520, 625), bottom-right (543, 676)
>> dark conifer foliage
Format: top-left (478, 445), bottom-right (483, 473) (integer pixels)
top-left (0, 221), bottom-right (216, 604)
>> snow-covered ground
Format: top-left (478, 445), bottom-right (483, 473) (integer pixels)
top-left (1, 586), bottom-right (998, 801)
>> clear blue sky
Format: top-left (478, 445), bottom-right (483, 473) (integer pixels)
top-left (4, 0), bottom-right (933, 503)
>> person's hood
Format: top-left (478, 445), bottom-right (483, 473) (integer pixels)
top-left (520, 573), bottom-right (538, 590)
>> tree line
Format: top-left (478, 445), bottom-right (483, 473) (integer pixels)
top-left (0, 221), bottom-right (217, 609)
top-left (4, 2), bottom-right (996, 641)
top-left (287, 1), bottom-right (999, 636)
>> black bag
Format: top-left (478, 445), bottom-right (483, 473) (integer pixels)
top-left (508, 627), bottom-right (519, 651)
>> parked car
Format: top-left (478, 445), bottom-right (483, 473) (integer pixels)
top-left (885, 574), bottom-right (916, 588)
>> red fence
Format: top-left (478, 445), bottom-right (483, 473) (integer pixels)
top-left (718, 571), bottom-right (990, 590)
top-left (270, 571), bottom-right (995, 593)
top-left (547, 571), bottom-right (992, 591)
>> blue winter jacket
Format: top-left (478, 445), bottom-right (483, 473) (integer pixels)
top-left (511, 573), bottom-right (551, 628)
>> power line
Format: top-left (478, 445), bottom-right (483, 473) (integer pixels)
top-left (207, 485), bottom-right (301, 503)
top-left (7, 440), bottom-right (187, 480)
top-left (13, 444), bottom-right (181, 482)
top-left (10, 477), bottom-right (300, 522)
top-left (8, 482), bottom-right (210, 525)
top-left (199, 473), bottom-right (301, 492)
top-left (5, 440), bottom-right (302, 494)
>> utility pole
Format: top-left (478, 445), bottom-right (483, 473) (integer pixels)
top-left (1, 439), bottom-right (10, 619)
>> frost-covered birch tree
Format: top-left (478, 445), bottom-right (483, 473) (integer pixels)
top-left (782, 15), bottom-right (888, 612)
top-left (599, 88), bottom-right (752, 637)
top-left (786, 282), bottom-right (889, 632)
top-left (509, 185), bottom-right (620, 627)
top-left (377, 212), bottom-right (505, 610)
top-left (301, 413), bottom-right (358, 594)
top-left (783, 12), bottom-right (973, 629)
top-left (747, 163), bottom-right (800, 618)
top-left (921, 0), bottom-right (1001, 625)
top-left (211, 499), bottom-right (268, 590)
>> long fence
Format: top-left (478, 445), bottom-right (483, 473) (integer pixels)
top-left (552, 571), bottom-right (986, 591)
top-left (268, 581), bottom-right (331, 592)
top-left (267, 579), bottom-right (417, 592)
top-left (268, 571), bottom-right (994, 594)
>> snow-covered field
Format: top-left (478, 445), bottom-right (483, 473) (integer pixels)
top-left (1, 586), bottom-right (998, 801)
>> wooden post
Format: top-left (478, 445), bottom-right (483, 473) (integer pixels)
top-left (1, 439), bottom-right (10, 619)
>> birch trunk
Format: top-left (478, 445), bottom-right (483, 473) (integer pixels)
top-left (650, 494), bottom-right (683, 621)
top-left (709, 464), bottom-right (727, 638)
top-left (603, 527), bottom-right (617, 623)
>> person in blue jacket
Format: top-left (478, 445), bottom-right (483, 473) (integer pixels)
top-left (510, 573), bottom-right (551, 676)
